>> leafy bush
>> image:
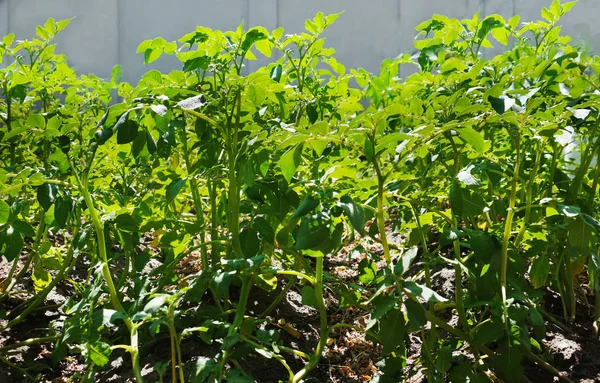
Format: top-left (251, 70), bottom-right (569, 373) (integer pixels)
top-left (0, 1), bottom-right (599, 382)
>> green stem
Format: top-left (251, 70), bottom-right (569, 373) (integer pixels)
top-left (501, 129), bottom-right (522, 324)
top-left (225, 92), bottom-right (243, 258)
top-left (589, 157), bottom-right (600, 207)
top-left (180, 126), bottom-right (208, 269)
top-left (372, 156), bottom-right (391, 265)
top-left (217, 274), bottom-right (255, 381)
top-left (275, 270), bottom-right (315, 285)
top-left (169, 326), bottom-right (177, 383)
top-left (240, 334), bottom-right (294, 382)
top-left (547, 142), bottom-right (560, 199)
top-left (570, 122), bottom-right (599, 200)
top-left (564, 254), bottom-right (576, 322)
top-left (209, 179), bottom-right (221, 265)
top-left (292, 256), bottom-right (327, 383)
top-left (0, 335), bottom-right (59, 353)
top-left (74, 169), bottom-right (143, 383)
top-left (515, 143), bottom-right (543, 247)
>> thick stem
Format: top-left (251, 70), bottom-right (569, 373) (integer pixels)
top-left (590, 156), bottom-right (600, 207)
top-left (292, 256), bottom-right (327, 383)
top-left (515, 144), bottom-right (543, 247)
top-left (181, 127), bottom-right (209, 269)
top-left (564, 254), bottom-right (576, 322)
top-left (372, 157), bottom-right (391, 265)
top-left (209, 179), bottom-right (221, 265)
top-left (570, 123), bottom-right (598, 200)
top-left (169, 323), bottom-right (178, 383)
top-left (76, 174), bottom-right (143, 383)
top-left (501, 131), bottom-right (521, 322)
top-left (217, 274), bottom-right (255, 381)
top-left (225, 92), bottom-right (243, 258)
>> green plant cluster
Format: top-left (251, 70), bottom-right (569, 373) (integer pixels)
top-left (0, 1), bottom-right (599, 382)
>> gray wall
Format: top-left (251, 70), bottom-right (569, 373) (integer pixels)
top-left (1, 0), bottom-right (599, 83)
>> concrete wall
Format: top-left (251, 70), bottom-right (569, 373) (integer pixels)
top-left (1, 0), bottom-right (599, 82)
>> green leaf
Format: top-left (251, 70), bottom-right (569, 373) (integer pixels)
top-left (371, 295), bottom-right (397, 321)
top-left (241, 28), bottom-right (267, 53)
top-left (477, 16), bottom-right (504, 41)
top-left (176, 95), bottom-right (205, 110)
top-left (279, 145), bottom-right (303, 183)
top-left (339, 195), bottom-right (365, 235)
top-left (92, 309), bottom-right (127, 329)
top-left (252, 217), bottom-right (275, 244)
top-left (166, 178), bottom-right (186, 204)
top-left (358, 258), bottom-right (377, 285)
top-left (12, 220), bottom-right (35, 238)
top-left (183, 56), bottom-right (210, 72)
top-left (440, 228), bottom-right (465, 247)
top-left (557, 204), bottom-right (580, 218)
top-left (131, 127), bottom-right (146, 157)
top-left (561, 1), bottom-right (577, 14)
top-left (0, 200), bottom-right (10, 225)
top-left (292, 194), bottom-right (319, 219)
top-left (440, 57), bottom-right (466, 74)
top-left (116, 119), bottom-right (139, 144)
top-left (54, 198), bottom-right (71, 229)
top-left (37, 183), bottom-right (58, 211)
top-left (88, 342), bottom-right (111, 367)
top-left (491, 26), bottom-right (510, 45)
top-left (115, 214), bottom-right (139, 233)
top-left (472, 319), bottom-right (505, 345)
top-left (449, 181), bottom-right (463, 217)
top-left (146, 129), bottom-right (157, 154)
top-left (240, 228), bottom-right (260, 258)
top-left (394, 246), bottom-right (418, 277)
top-left (379, 308), bottom-right (405, 355)
top-left (301, 285), bottom-right (317, 308)
top-left (3, 227), bottom-right (23, 262)
top-left (144, 295), bottom-right (168, 314)
top-left (488, 95), bottom-right (516, 115)
top-left (226, 369), bottom-right (254, 383)
top-left (32, 263), bottom-right (51, 292)
top-left (294, 217), bottom-right (330, 252)
top-left (471, 232), bottom-right (501, 258)
top-left (270, 64), bottom-right (283, 82)
top-left (95, 128), bottom-right (114, 145)
top-left (435, 346), bottom-right (453, 372)
top-left (403, 281), bottom-right (447, 302)
top-left (404, 298), bottom-right (426, 327)
top-left (568, 216), bottom-right (592, 253)
top-left (456, 127), bottom-right (484, 153)
top-left (191, 358), bottom-right (216, 383)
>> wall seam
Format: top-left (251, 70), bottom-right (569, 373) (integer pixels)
top-left (275, 0), bottom-right (281, 60)
top-left (116, 0), bottom-right (121, 69)
top-left (5, 0), bottom-right (9, 35)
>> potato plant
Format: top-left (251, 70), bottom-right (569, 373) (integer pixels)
top-left (0, 1), bottom-right (599, 382)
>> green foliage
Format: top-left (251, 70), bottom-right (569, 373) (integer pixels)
top-left (1, 2), bottom-right (599, 383)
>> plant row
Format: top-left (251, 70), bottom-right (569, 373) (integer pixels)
top-left (0, 1), bottom-right (599, 382)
